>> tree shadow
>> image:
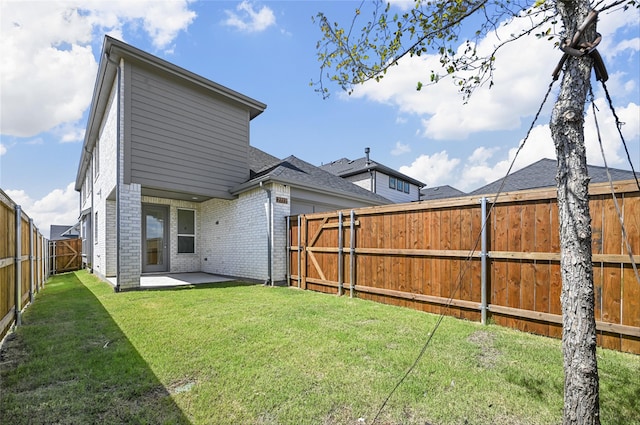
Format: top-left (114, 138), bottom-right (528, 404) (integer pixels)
top-left (0, 272), bottom-right (191, 424)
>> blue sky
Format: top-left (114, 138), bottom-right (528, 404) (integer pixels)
top-left (1, 0), bottom-right (638, 237)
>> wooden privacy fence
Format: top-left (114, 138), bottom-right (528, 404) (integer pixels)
top-left (287, 180), bottom-right (640, 355)
top-left (0, 189), bottom-right (49, 340)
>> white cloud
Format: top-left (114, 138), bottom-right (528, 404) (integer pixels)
top-left (5, 183), bottom-right (78, 239)
top-left (349, 7), bottom-right (558, 140)
top-left (224, 1), bottom-right (276, 33)
top-left (0, 0), bottom-right (196, 138)
top-left (391, 141), bottom-right (411, 156)
top-left (0, 144), bottom-right (6, 156)
top-left (399, 151), bottom-right (460, 187)
top-left (348, 5), bottom-right (638, 142)
top-left (584, 100), bottom-right (640, 167)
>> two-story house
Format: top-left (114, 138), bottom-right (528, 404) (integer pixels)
top-left (75, 36), bottom-right (390, 290)
top-left (320, 148), bottom-right (425, 203)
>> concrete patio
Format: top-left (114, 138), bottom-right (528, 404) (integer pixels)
top-left (107, 272), bottom-right (237, 289)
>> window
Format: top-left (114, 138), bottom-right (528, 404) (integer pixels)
top-left (389, 176), bottom-right (396, 189)
top-left (94, 212), bottom-right (98, 243)
top-left (177, 209), bottom-right (195, 253)
top-left (396, 181), bottom-right (404, 192)
top-left (403, 181), bottom-right (410, 194)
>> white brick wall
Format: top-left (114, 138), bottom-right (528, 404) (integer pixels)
top-left (200, 183), bottom-right (290, 282)
top-left (118, 183), bottom-right (141, 288)
top-left (87, 76), bottom-right (119, 280)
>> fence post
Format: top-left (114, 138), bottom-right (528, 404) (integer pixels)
top-left (29, 218), bottom-right (34, 303)
top-left (349, 210), bottom-right (355, 298)
top-left (14, 205), bottom-right (22, 326)
top-left (51, 240), bottom-right (56, 275)
top-left (480, 197), bottom-right (488, 325)
top-left (286, 215), bottom-right (290, 286)
top-left (297, 215), bottom-right (301, 289)
top-left (338, 211), bottom-right (344, 296)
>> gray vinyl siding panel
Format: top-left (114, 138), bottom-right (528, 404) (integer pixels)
top-left (125, 61), bottom-right (250, 198)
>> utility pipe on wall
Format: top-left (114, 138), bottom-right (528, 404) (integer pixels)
top-left (261, 182), bottom-right (273, 286)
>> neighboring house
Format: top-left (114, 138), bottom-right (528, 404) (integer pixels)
top-left (320, 148), bottom-right (425, 203)
top-left (49, 224), bottom-right (79, 241)
top-left (75, 36), bottom-right (390, 290)
top-left (420, 185), bottom-right (466, 201)
top-left (469, 158), bottom-right (639, 195)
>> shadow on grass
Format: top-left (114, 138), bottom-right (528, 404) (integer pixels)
top-left (0, 272), bottom-right (191, 425)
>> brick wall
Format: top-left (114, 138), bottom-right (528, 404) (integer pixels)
top-left (118, 183), bottom-right (141, 288)
top-left (200, 183), bottom-right (290, 282)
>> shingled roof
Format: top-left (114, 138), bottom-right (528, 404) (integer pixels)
top-left (232, 147), bottom-right (392, 205)
top-left (420, 185), bottom-right (466, 200)
top-left (320, 156), bottom-right (425, 188)
top-left (470, 158), bottom-right (639, 195)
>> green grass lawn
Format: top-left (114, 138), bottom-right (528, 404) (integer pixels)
top-left (1, 271), bottom-right (638, 425)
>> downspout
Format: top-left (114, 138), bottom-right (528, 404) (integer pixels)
top-left (260, 182), bottom-right (273, 286)
top-left (105, 52), bottom-right (121, 292)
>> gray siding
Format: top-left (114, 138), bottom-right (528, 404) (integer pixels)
top-left (124, 61), bottom-right (250, 199)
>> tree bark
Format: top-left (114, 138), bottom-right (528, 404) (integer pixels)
top-left (550, 2), bottom-right (600, 424)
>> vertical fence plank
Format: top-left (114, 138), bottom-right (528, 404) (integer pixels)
top-left (492, 205), bottom-right (509, 328)
top-left (534, 201), bottom-right (552, 337)
top-left (548, 199), bottom-right (563, 339)
top-left (621, 193), bottom-right (640, 353)
top-left (590, 197), bottom-right (604, 347)
top-left (506, 204), bottom-right (523, 331)
top-left (520, 202), bottom-right (536, 333)
top-left (602, 194), bottom-right (623, 350)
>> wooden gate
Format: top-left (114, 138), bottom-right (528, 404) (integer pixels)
top-left (49, 239), bottom-right (82, 274)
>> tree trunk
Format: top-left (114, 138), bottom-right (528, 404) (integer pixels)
top-left (550, 2), bottom-right (600, 424)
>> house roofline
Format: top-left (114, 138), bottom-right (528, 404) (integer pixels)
top-left (323, 159), bottom-right (425, 188)
top-left (230, 175), bottom-right (392, 206)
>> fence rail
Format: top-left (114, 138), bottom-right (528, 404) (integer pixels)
top-left (0, 189), bottom-right (49, 340)
top-left (287, 179), bottom-right (640, 355)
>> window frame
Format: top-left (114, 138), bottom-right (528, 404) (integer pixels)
top-left (389, 176), bottom-right (396, 190)
top-left (177, 208), bottom-right (196, 254)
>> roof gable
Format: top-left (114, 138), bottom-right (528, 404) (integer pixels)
top-left (421, 185), bottom-right (466, 200)
top-left (320, 156), bottom-right (425, 187)
top-left (236, 148), bottom-right (392, 205)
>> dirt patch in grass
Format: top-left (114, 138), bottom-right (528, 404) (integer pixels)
top-left (467, 330), bottom-right (501, 370)
top-left (0, 332), bottom-right (28, 374)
